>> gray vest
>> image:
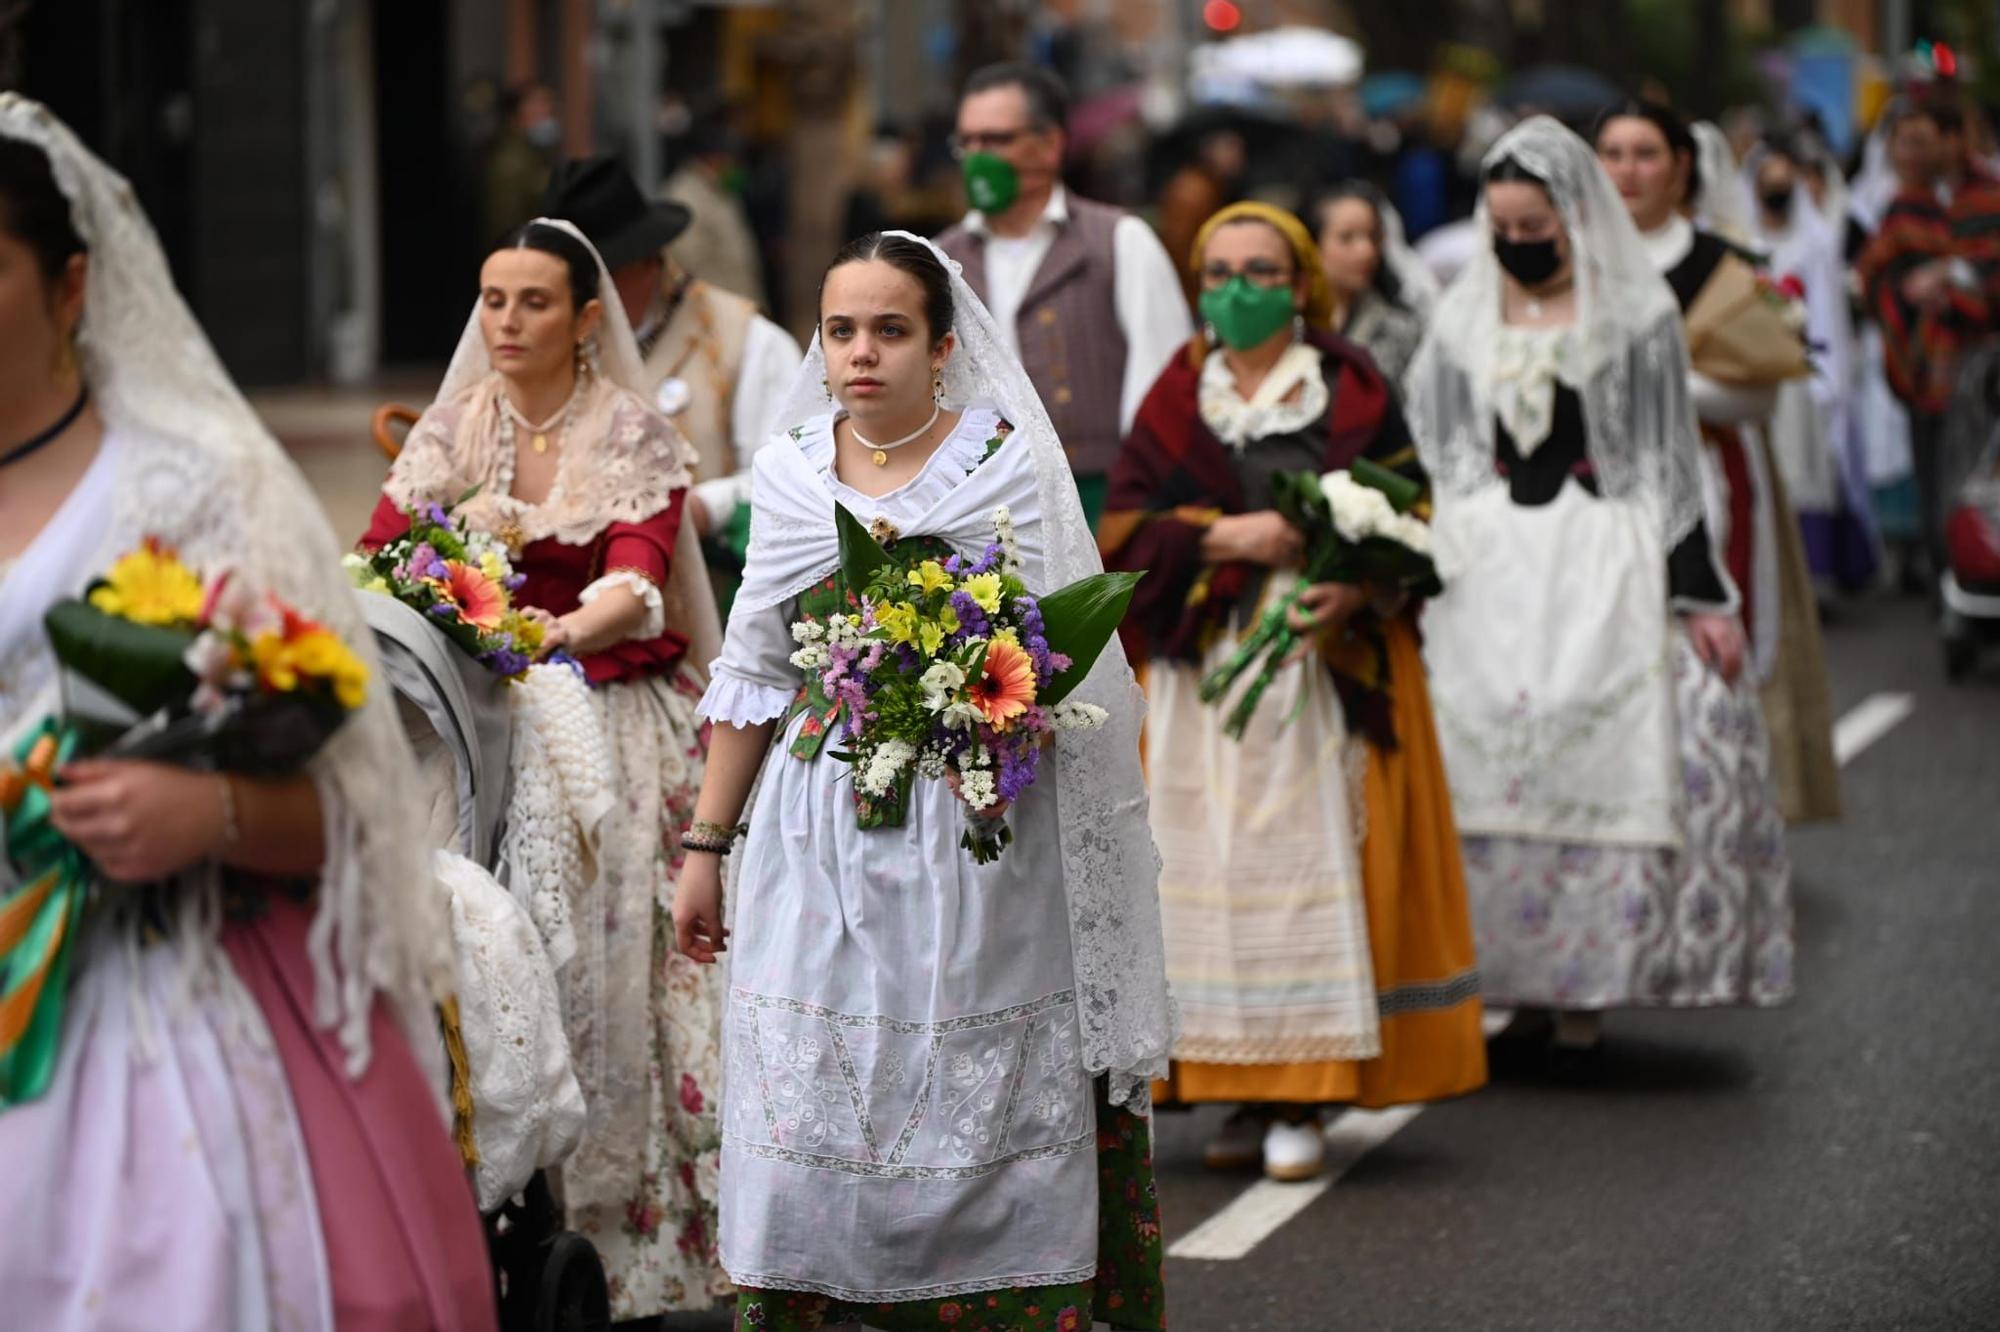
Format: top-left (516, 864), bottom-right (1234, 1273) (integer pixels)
top-left (938, 196), bottom-right (1130, 477)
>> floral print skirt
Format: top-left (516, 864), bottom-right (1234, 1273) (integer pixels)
top-left (733, 1080), bottom-right (1166, 1332)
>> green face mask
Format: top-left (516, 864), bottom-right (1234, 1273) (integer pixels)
top-left (962, 151), bottom-right (1020, 215)
top-left (1198, 276), bottom-right (1297, 351)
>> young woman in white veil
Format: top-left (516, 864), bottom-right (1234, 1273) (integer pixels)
top-left (0, 95), bottom-right (493, 1328)
top-left (363, 218), bottom-right (728, 1317)
top-left (1406, 117), bottom-right (1793, 1061)
top-left (673, 231), bottom-right (1173, 1330)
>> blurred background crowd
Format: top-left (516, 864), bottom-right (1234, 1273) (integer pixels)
top-left (3, 0), bottom-right (1991, 387)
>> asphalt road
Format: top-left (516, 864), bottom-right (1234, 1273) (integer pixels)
top-left (1153, 592), bottom-right (2000, 1332)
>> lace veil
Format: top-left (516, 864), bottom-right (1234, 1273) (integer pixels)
top-left (1405, 116), bottom-right (1707, 551)
top-left (1692, 121), bottom-right (1757, 247)
top-left (755, 231), bottom-right (1175, 1107)
top-left (1378, 195), bottom-right (1441, 317)
top-left (400, 217), bottom-right (722, 674)
top-left (0, 94), bottom-right (453, 1075)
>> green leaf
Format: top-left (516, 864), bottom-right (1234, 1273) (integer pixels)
top-left (835, 502), bottom-right (895, 598)
top-left (1037, 570), bottom-right (1145, 706)
top-left (43, 600), bottom-right (198, 717)
top-left (1350, 457), bottom-right (1422, 513)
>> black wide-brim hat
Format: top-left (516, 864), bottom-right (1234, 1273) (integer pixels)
top-left (541, 155), bottom-right (693, 270)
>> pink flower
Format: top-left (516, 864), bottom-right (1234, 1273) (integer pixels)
top-left (1055, 1307), bottom-right (1083, 1331)
top-left (938, 1303), bottom-right (963, 1323)
top-left (675, 1213), bottom-right (708, 1255)
top-left (625, 1198), bottom-right (661, 1238)
top-left (679, 1073), bottom-right (705, 1116)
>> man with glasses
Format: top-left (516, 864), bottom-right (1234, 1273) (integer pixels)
top-left (937, 61), bottom-right (1190, 529)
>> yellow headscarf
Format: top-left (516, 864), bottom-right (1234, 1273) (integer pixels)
top-left (1188, 200), bottom-right (1336, 331)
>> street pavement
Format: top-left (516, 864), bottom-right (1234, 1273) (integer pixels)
top-left (263, 406), bottom-right (1998, 1331)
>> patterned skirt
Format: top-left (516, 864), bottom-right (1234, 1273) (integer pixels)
top-left (733, 1081), bottom-right (1166, 1332)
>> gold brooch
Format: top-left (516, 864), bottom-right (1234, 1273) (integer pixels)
top-left (867, 516), bottom-right (900, 547)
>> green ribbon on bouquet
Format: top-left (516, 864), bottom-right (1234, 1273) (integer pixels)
top-left (0, 719), bottom-right (90, 1108)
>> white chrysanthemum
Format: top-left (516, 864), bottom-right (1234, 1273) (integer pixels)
top-left (920, 661), bottom-right (967, 712)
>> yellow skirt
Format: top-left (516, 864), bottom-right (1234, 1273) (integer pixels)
top-left (1156, 617), bottom-right (1488, 1109)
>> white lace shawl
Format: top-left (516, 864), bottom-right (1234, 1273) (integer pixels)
top-left (1406, 116), bottom-right (1708, 552)
top-left (726, 231), bottom-right (1175, 1107)
top-left (0, 94), bottom-right (453, 1077)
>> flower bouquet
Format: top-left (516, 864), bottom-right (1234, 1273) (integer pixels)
top-left (1, 538), bottom-right (369, 1105)
top-left (345, 498), bottom-right (545, 680)
top-left (1198, 459), bottom-right (1441, 740)
top-left (787, 504), bottom-right (1141, 864)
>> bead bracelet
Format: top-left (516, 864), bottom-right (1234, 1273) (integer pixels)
top-left (681, 819), bottom-right (749, 856)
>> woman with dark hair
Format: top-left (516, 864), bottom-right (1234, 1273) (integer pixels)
top-left (676, 230), bottom-right (1171, 1330)
top-left (0, 95), bottom-right (494, 1328)
top-left (1102, 201), bottom-right (1485, 1183)
top-left (1313, 182), bottom-right (1439, 388)
top-left (1597, 98), bottom-right (1841, 826)
top-left (362, 218), bottom-right (728, 1317)
top-left (1407, 117), bottom-right (1793, 1059)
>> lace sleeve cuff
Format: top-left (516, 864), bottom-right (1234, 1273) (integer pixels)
top-left (579, 569), bottom-right (665, 640)
top-left (697, 670), bottom-right (796, 727)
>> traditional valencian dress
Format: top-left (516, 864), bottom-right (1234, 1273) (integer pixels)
top-left (698, 232), bottom-right (1174, 1331)
top-left (367, 302), bottom-right (730, 1317)
top-left (1408, 117), bottom-right (1795, 1015)
top-left (1103, 331), bottom-right (1486, 1109)
top-left (1645, 213), bottom-right (1841, 824)
top-left (0, 94), bottom-right (493, 1330)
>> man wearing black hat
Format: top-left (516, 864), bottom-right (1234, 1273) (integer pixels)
top-left (541, 156), bottom-right (802, 588)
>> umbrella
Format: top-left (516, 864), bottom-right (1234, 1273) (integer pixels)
top-left (1191, 25), bottom-right (1364, 91)
top-left (1361, 71), bottom-right (1426, 120)
top-left (1494, 63), bottom-right (1622, 116)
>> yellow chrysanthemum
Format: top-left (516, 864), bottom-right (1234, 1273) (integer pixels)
top-left (477, 551), bottom-right (508, 585)
top-left (89, 540), bottom-right (205, 627)
top-left (938, 603), bottom-right (961, 635)
top-left (250, 628), bottom-right (370, 710)
top-left (907, 560), bottom-right (954, 597)
top-left (991, 626), bottom-right (1020, 648)
top-left (875, 602), bottom-right (921, 646)
top-left (961, 572), bottom-right (1003, 615)
top-left (918, 620), bottom-right (947, 656)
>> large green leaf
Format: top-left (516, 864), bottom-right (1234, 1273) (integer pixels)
top-left (1350, 457), bottom-right (1422, 513)
top-left (834, 502), bottom-right (896, 598)
top-left (42, 600), bottom-right (197, 717)
top-left (1037, 570), bottom-right (1145, 706)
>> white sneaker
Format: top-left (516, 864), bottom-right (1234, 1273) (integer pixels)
top-left (1262, 1119), bottom-right (1326, 1182)
top-left (1201, 1112), bottom-right (1265, 1170)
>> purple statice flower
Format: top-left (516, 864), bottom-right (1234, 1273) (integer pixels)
top-left (894, 644), bottom-right (920, 672)
top-left (505, 573), bottom-right (527, 591)
top-left (427, 602), bottom-right (458, 618)
top-left (1047, 652), bottom-right (1073, 674)
top-left (484, 647), bottom-right (531, 677)
top-left (949, 591), bottom-right (990, 639)
top-left (994, 736), bottom-right (1041, 804)
top-left (1013, 596), bottom-right (1052, 680)
top-left (860, 641), bottom-right (889, 672)
top-left (424, 502), bottom-right (451, 527)
top-left (943, 553), bottom-right (965, 576)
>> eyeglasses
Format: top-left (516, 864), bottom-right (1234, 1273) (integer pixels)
top-left (1199, 259), bottom-right (1293, 290)
top-left (948, 127), bottom-right (1035, 159)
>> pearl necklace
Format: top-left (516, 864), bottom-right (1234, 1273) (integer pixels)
top-left (848, 402), bottom-right (940, 467)
top-left (499, 381), bottom-right (582, 456)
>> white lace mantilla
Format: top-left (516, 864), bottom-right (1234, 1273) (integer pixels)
top-left (723, 987), bottom-right (1091, 1179)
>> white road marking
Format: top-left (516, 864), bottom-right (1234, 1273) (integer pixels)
top-left (1833, 692), bottom-right (1916, 767)
top-left (1167, 1108), bottom-right (1422, 1261)
top-left (1169, 692), bottom-right (1916, 1264)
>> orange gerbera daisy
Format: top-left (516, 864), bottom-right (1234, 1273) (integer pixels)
top-left (967, 638), bottom-right (1036, 729)
top-left (434, 560), bottom-right (506, 630)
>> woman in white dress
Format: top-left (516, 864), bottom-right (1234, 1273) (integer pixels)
top-left (364, 219), bottom-right (728, 1317)
top-left (0, 95), bottom-right (492, 1328)
top-left (1407, 118), bottom-right (1793, 1061)
top-left (673, 231), bottom-right (1173, 1331)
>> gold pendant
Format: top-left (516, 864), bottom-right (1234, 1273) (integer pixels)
top-left (532, 432), bottom-right (550, 454)
top-left (871, 449), bottom-right (888, 467)
top-left (498, 518), bottom-right (526, 555)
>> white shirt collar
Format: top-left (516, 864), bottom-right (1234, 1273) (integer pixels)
top-left (963, 184), bottom-right (1070, 238)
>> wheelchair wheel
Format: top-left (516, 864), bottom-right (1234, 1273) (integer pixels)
top-left (534, 1231), bottom-right (609, 1332)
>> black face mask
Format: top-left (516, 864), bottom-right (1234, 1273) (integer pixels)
top-left (1760, 184), bottom-right (1795, 215)
top-left (1494, 235), bottom-right (1563, 287)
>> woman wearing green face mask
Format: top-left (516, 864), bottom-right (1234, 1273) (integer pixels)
top-left (1102, 203), bottom-right (1488, 1184)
